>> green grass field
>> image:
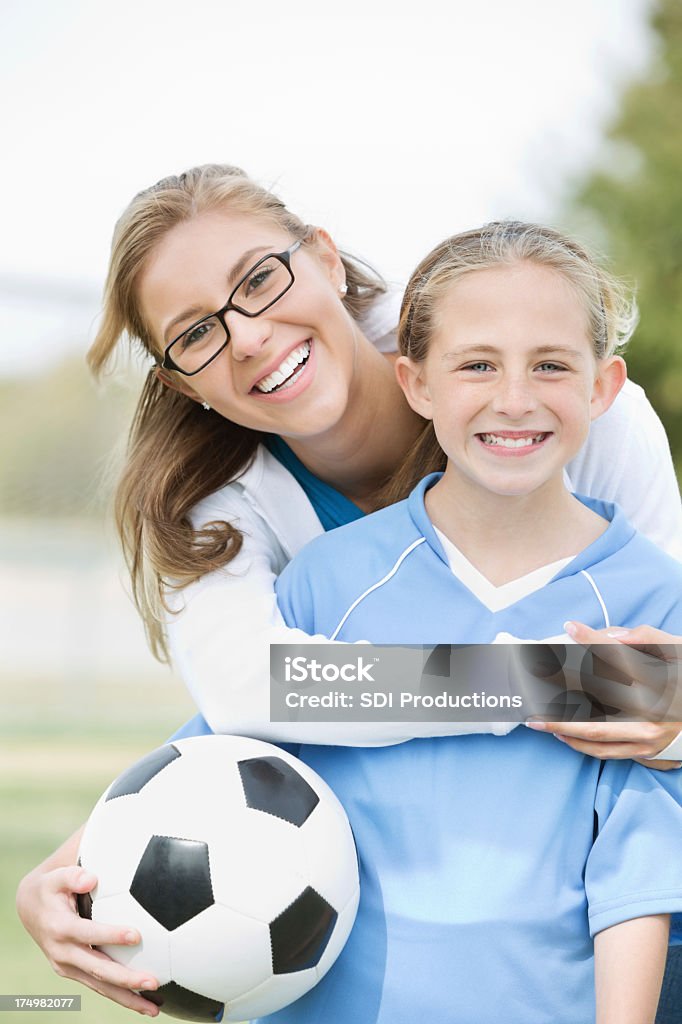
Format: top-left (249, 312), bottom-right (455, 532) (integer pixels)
top-left (1, 676), bottom-right (196, 1024)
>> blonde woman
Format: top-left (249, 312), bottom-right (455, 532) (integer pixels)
top-left (16, 167), bottom-right (682, 1017)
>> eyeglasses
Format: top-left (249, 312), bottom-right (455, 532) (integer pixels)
top-left (161, 239), bottom-right (303, 376)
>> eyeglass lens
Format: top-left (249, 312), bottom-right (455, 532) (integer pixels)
top-left (169, 255), bottom-right (294, 373)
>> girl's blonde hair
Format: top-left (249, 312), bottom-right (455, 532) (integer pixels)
top-left (88, 164), bottom-right (386, 661)
top-left (381, 220), bottom-right (638, 506)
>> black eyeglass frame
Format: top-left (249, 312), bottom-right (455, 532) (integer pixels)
top-left (160, 238), bottom-right (304, 376)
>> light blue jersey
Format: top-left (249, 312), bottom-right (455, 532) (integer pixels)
top-left (278, 476), bottom-right (682, 644)
top-left (264, 476), bottom-right (682, 1024)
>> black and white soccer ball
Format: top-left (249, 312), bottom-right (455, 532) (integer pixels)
top-left (77, 735), bottom-right (359, 1022)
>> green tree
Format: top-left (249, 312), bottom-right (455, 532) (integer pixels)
top-left (569, 0), bottom-right (682, 479)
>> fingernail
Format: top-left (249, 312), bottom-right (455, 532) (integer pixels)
top-left (554, 733), bottom-right (567, 743)
top-left (525, 720), bottom-right (547, 730)
top-left (125, 930), bottom-right (139, 944)
top-left (563, 620), bottom-right (578, 638)
top-left (606, 628), bottom-right (630, 638)
top-left (140, 980), bottom-right (157, 990)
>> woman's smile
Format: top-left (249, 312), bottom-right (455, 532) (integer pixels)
top-left (250, 339), bottom-right (314, 400)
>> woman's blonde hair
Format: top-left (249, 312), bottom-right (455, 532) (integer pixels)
top-left (88, 164), bottom-right (386, 660)
top-left (381, 220), bottom-right (638, 506)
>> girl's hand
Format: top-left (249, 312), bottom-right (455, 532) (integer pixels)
top-left (526, 622), bottom-right (682, 769)
top-left (16, 860), bottom-right (160, 1017)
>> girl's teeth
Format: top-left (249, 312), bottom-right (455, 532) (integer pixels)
top-left (481, 433), bottom-right (547, 448)
top-left (256, 343), bottom-right (310, 393)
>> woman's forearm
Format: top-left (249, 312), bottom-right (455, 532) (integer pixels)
top-left (594, 915), bottom-right (669, 1024)
top-left (165, 518), bottom-right (514, 745)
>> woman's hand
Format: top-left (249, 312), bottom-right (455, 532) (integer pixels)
top-left (16, 830), bottom-right (160, 1017)
top-left (526, 622), bottom-right (682, 769)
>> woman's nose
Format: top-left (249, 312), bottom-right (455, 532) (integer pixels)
top-left (490, 375), bottom-right (538, 418)
top-left (225, 310), bottom-right (273, 360)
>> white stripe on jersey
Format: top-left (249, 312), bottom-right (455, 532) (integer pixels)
top-left (580, 569), bottom-right (610, 627)
top-left (329, 537), bottom-right (427, 641)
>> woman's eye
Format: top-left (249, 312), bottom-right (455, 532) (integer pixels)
top-left (536, 362), bottom-right (565, 373)
top-left (245, 266), bottom-right (274, 295)
top-left (181, 321), bottom-right (214, 350)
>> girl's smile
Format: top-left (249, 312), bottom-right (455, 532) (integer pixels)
top-left (475, 429), bottom-right (553, 456)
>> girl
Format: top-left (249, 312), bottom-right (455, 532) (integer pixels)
top-left (16, 167), bottom-right (682, 1017)
top-left (271, 222), bottom-right (682, 1024)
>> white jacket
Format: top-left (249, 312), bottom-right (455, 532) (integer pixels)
top-left (166, 290), bottom-right (682, 755)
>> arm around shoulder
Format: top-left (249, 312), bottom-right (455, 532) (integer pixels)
top-left (165, 476), bottom-right (515, 746)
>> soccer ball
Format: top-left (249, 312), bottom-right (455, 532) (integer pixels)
top-left (77, 735), bottom-right (359, 1021)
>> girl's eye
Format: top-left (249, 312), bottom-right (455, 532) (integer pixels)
top-left (536, 362), bottom-right (565, 373)
top-left (462, 362), bottom-right (494, 373)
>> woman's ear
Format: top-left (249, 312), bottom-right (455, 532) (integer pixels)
top-left (307, 226), bottom-right (346, 291)
top-left (590, 355), bottom-right (627, 422)
top-left (154, 366), bottom-right (203, 403)
top-left (394, 356), bottom-right (434, 420)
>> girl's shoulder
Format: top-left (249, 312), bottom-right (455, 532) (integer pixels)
top-left (283, 498), bottom-right (417, 576)
top-left (584, 517), bottom-right (682, 633)
top-left (276, 498), bottom-right (421, 608)
top-left (276, 498), bottom-right (424, 636)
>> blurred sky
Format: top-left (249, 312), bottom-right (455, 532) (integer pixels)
top-left (1, 0), bottom-right (654, 376)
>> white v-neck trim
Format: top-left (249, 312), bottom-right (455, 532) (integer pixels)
top-left (433, 526), bottom-right (574, 612)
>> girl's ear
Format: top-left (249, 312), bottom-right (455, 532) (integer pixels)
top-left (590, 355), bottom-right (627, 422)
top-left (153, 366), bottom-right (203, 403)
top-left (394, 356), bottom-right (434, 420)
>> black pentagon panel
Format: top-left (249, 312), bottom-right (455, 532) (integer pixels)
top-left (143, 981), bottom-right (224, 1022)
top-left (270, 886), bottom-right (337, 974)
top-left (74, 856), bottom-right (93, 919)
top-left (238, 756), bottom-right (319, 827)
top-left (130, 836), bottom-right (213, 930)
top-left (106, 744), bottom-right (181, 801)
top-left (76, 890), bottom-right (93, 920)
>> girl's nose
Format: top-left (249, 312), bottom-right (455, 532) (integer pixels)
top-left (490, 375), bottom-right (538, 419)
top-left (225, 310), bottom-right (274, 360)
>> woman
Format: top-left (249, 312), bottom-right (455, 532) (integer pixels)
top-left (16, 165), bottom-right (682, 1018)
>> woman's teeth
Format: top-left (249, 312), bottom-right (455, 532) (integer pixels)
top-left (480, 432), bottom-right (548, 448)
top-left (255, 342), bottom-right (311, 394)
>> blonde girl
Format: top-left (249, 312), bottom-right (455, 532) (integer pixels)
top-left (270, 221), bottom-right (682, 1024)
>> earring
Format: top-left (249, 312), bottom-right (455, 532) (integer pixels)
top-left (338, 282), bottom-right (348, 296)
top-left (201, 401), bottom-right (211, 411)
